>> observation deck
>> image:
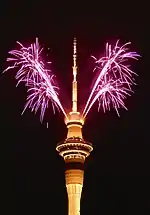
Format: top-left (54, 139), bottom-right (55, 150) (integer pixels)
top-left (56, 136), bottom-right (93, 163)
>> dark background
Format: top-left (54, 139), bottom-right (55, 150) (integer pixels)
top-left (0, 1), bottom-right (149, 214)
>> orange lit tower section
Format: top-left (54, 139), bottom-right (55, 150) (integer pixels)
top-left (56, 38), bottom-right (93, 215)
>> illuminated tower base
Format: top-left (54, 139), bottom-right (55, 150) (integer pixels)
top-left (56, 112), bottom-right (93, 215)
top-left (66, 170), bottom-right (83, 215)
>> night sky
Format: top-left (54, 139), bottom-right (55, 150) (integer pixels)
top-left (0, 1), bottom-right (149, 215)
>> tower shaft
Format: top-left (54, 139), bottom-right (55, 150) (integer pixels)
top-left (66, 184), bottom-right (82, 215)
top-left (65, 169), bottom-right (84, 215)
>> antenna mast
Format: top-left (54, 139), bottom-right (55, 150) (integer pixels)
top-left (72, 38), bottom-right (77, 112)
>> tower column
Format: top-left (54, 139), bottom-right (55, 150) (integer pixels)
top-left (65, 169), bottom-right (84, 215)
top-left (66, 184), bottom-right (82, 215)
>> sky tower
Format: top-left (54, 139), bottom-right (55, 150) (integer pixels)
top-left (56, 38), bottom-right (93, 215)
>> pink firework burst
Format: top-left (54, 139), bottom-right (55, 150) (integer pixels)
top-left (4, 38), bottom-right (67, 122)
top-left (82, 40), bottom-right (140, 118)
top-left (4, 38), bottom-right (140, 122)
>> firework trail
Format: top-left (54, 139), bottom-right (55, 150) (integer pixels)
top-left (4, 38), bottom-right (67, 122)
top-left (82, 40), bottom-right (140, 118)
top-left (4, 39), bottom-right (140, 122)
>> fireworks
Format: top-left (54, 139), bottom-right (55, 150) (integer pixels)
top-left (4, 39), bottom-right (140, 121)
top-left (4, 38), bottom-right (68, 122)
top-left (82, 40), bottom-right (140, 118)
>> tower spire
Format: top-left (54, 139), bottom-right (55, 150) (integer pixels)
top-left (72, 38), bottom-right (77, 112)
top-left (73, 37), bottom-right (77, 80)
